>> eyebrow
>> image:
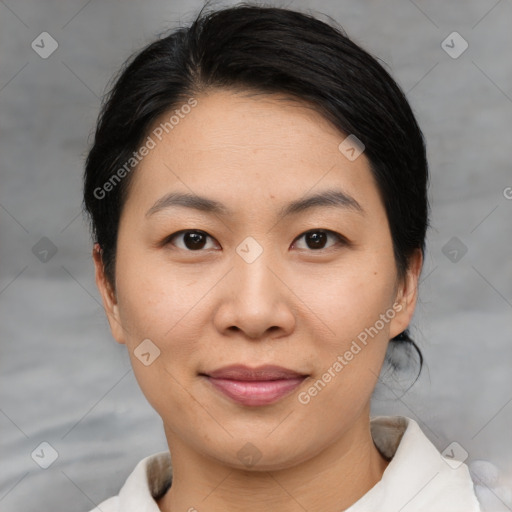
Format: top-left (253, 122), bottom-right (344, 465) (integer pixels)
top-left (145, 189), bottom-right (364, 218)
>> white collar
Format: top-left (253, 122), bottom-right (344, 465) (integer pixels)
top-left (346, 416), bottom-right (481, 511)
top-left (107, 416), bottom-right (481, 512)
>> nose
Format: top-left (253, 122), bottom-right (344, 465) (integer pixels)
top-left (212, 245), bottom-right (296, 341)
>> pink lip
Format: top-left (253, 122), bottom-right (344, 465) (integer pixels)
top-left (201, 365), bottom-right (308, 406)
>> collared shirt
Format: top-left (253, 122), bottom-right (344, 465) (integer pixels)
top-left (87, 416), bottom-right (482, 511)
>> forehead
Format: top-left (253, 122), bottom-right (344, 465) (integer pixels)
top-left (160, 89), bottom-right (345, 160)
top-left (124, 89), bottom-right (382, 218)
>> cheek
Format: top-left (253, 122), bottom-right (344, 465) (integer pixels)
top-left (112, 245), bottom-right (205, 403)
top-left (115, 235), bottom-right (193, 333)
top-left (292, 253), bottom-right (398, 416)
top-left (295, 264), bottom-right (396, 433)
top-left (116, 269), bottom-right (207, 353)
top-left (298, 254), bottom-right (398, 343)
top-left (114, 261), bottom-right (207, 416)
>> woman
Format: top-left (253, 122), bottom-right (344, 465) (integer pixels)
top-left (83, 3), bottom-right (481, 511)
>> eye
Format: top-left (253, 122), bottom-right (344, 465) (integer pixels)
top-left (292, 229), bottom-right (347, 251)
top-left (162, 228), bottom-right (348, 252)
top-left (163, 230), bottom-right (219, 251)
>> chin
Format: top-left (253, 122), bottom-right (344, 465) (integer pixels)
top-left (203, 434), bottom-right (318, 472)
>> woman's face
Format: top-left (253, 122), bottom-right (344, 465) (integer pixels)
top-left (94, 89), bottom-right (420, 470)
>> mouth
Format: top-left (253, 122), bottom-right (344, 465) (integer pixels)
top-left (199, 364), bottom-right (309, 406)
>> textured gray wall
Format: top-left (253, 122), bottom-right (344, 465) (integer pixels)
top-left (1, 1), bottom-right (511, 510)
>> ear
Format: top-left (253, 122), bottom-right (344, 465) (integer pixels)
top-left (92, 243), bottom-right (126, 345)
top-left (388, 248), bottom-right (423, 339)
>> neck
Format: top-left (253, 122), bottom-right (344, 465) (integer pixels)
top-left (157, 410), bottom-right (389, 512)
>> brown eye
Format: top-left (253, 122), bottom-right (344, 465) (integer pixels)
top-left (165, 230), bottom-right (218, 251)
top-left (293, 229), bottom-right (346, 251)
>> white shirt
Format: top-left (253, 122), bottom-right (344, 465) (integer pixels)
top-left (88, 416), bottom-right (482, 511)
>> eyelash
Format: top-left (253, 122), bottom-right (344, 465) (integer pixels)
top-left (161, 229), bottom-right (349, 252)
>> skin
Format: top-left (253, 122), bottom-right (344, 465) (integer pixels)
top-left (93, 88), bottom-right (422, 512)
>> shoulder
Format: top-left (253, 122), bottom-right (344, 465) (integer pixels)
top-left (86, 496), bottom-right (119, 511)
top-left (346, 415), bottom-right (482, 511)
top-left (86, 451), bottom-right (172, 512)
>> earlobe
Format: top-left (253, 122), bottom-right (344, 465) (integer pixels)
top-left (92, 244), bottom-right (126, 345)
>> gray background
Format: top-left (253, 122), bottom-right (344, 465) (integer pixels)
top-left (1, 0), bottom-right (511, 510)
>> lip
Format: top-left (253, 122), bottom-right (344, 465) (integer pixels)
top-left (205, 364), bottom-right (307, 381)
top-left (201, 364), bottom-right (308, 406)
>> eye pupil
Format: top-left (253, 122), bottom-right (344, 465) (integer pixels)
top-left (185, 231), bottom-right (206, 250)
top-left (306, 231), bottom-right (327, 249)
